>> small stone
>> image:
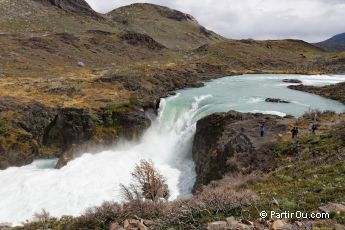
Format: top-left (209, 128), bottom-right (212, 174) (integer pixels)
top-left (295, 221), bottom-right (303, 227)
top-left (123, 219), bottom-right (130, 228)
top-left (271, 220), bottom-right (285, 230)
top-left (272, 198), bottom-right (279, 206)
top-left (241, 219), bottom-right (253, 225)
top-left (109, 222), bottom-right (122, 230)
top-left (139, 223), bottom-right (148, 230)
top-left (77, 61), bottom-right (85, 67)
top-left (207, 221), bottom-right (227, 230)
top-left (226, 216), bottom-right (238, 225)
top-left (143, 220), bottom-right (154, 226)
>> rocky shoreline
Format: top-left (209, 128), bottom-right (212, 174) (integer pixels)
top-left (288, 82), bottom-right (345, 104)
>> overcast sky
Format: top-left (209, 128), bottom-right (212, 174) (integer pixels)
top-left (85, 0), bottom-right (345, 42)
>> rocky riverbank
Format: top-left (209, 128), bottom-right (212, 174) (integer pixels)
top-left (288, 82), bottom-right (345, 104)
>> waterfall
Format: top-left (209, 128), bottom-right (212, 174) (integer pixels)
top-left (0, 94), bottom-right (212, 225)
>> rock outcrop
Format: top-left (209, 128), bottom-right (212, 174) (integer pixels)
top-left (282, 79), bottom-right (302, 84)
top-left (0, 98), bottom-right (56, 169)
top-left (288, 83), bottom-right (345, 104)
top-left (192, 111), bottom-right (288, 191)
top-left (265, 98), bottom-right (290, 103)
top-left (120, 31), bottom-right (166, 50)
top-left (34, 0), bottom-right (102, 18)
top-left (43, 108), bottom-right (96, 151)
top-left (0, 97), bottom-right (151, 169)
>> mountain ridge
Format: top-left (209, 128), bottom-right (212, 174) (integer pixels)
top-left (33, 0), bottom-right (101, 18)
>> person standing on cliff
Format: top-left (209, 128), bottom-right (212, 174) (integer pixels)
top-left (291, 127), bottom-right (299, 139)
top-left (259, 124), bottom-right (265, 137)
top-left (312, 123), bottom-right (318, 135)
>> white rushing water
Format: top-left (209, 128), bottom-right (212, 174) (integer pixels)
top-left (1, 74), bottom-right (345, 225)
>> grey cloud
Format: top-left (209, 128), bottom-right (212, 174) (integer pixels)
top-left (85, 0), bottom-right (345, 42)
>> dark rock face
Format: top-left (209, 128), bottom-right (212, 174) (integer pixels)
top-left (107, 110), bottom-right (152, 141)
top-left (43, 108), bottom-right (96, 151)
top-left (35, 0), bottom-right (101, 18)
top-left (18, 103), bottom-right (56, 140)
top-left (192, 111), bottom-right (287, 192)
top-left (283, 79), bottom-right (302, 84)
top-left (265, 98), bottom-right (290, 103)
top-left (120, 32), bottom-right (166, 50)
top-left (0, 98), bottom-right (57, 169)
top-left (55, 108), bottom-right (151, 168)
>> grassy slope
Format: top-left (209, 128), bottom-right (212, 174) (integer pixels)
top-left (248, 134), bottom-right (345, 222)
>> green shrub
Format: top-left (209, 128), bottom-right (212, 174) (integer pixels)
top-left (0, 117), bottom-right (9, 134)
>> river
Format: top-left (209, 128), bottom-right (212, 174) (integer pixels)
top-left (0, 74), bottom-right (345, 225)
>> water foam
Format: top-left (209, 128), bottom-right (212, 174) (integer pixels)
top-left (251, 110), bottom-right (287, 117)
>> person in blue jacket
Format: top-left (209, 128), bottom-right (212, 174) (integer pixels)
top-left (259, 124), bottom-right (265, 137)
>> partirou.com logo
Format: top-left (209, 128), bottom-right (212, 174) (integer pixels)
top-left (260, 211), bottom-right (330, 220)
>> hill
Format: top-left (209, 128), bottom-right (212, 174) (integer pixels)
top-left (0, 0), bottom-right (119, 33)
top-left (314, 32), bottom-right (345, 52)
top-left (106, 3), bottom-right (224, 49)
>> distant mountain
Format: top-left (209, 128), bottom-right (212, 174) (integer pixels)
top-left (314, 33), bottom-right (345, 52)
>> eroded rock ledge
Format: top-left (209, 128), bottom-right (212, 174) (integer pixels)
top-left (192, 111), bottom-right (288, 192)
top-left (0, 99), bottom-right (151, 169)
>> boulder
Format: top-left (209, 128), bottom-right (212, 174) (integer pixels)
top-left (265, 98), bottom-right (290, 103)
top-left (319, 203), bottom-right (345, 214)
top-left (192, 111), bottom-right (287, 191)
top-left (207, 221), bottom-right (227, 230)
top-left (271, 220), bottom-right (285, 230)
top-left (282, 79), bottom-right (302, 84)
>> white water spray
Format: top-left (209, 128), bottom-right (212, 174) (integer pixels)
top-left (0, 94), bottom-right (212, 225)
